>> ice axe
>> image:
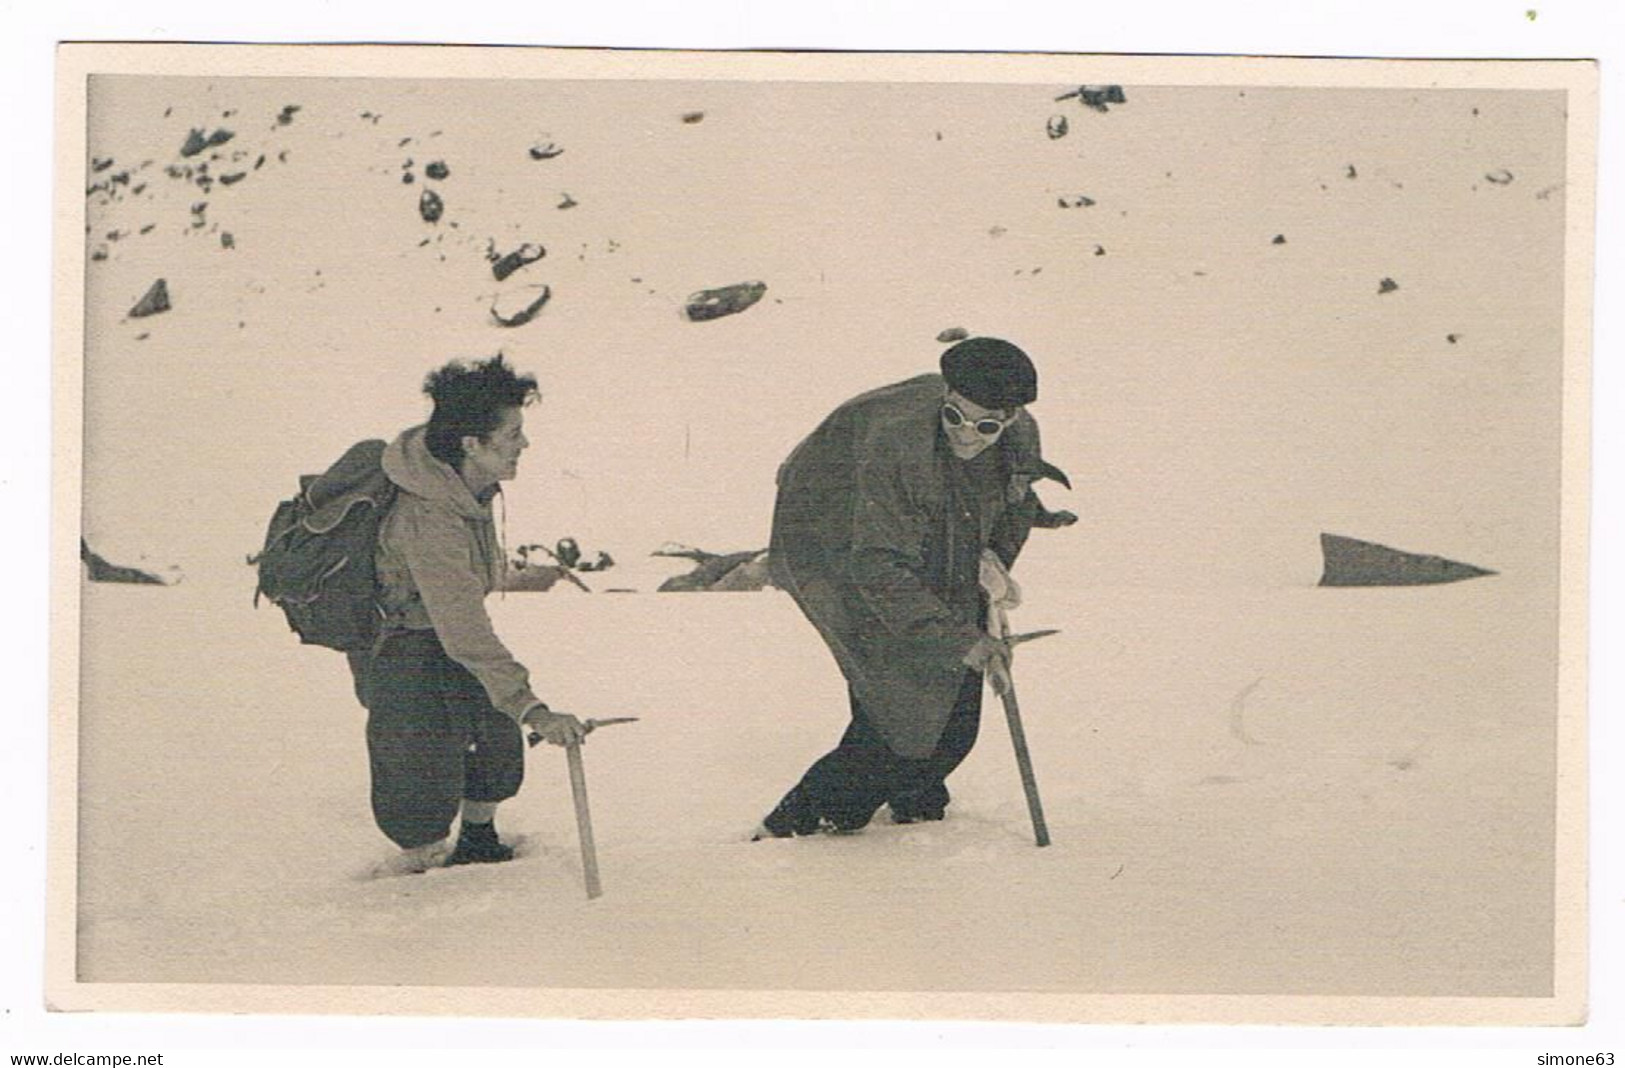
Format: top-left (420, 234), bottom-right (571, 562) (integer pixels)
top-left (527, 716), bottom-right (639, 899)
top-left (989, 612), bottom-right (1055, 847)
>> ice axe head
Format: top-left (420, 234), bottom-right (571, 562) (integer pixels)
top-left (1004, 628), bottom-right (1060, 648)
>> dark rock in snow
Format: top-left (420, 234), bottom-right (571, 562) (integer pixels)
top-left (1056, 84), bottom-right (1126, 112)
top-left (1346, 164), bottom-right (1358, 179)
top-left (425, 160), bottom-right (450, 180)
top-left (654, 545), bottom-right (774, 592)
top-left (1485, 168), bottom-right (1515, 185)
top-left (81, 539), bottom-right (172, 585)
top-left (1046, 115), bottom-right (1069, 139)
top-left (490, 286), bottom-right (551, 327)
top-left (1273, 234), bottom-right (1287, 245)
top-left (1319, 533), bottom-right (1495, 587)
top-left (492, 243), bottom-right (546, 281)
top-left (1447, 333), bottom-right (1461, 344)
top-left (1058, 194), bottom-right (1096, 209)
top-left (1378, 277), bottom-right (1399, 294)
top-left (90, 246), bottom-right (109, 262)
top-left (92, 157), bottom-right (114, 173)
top-left (685, 281), bottom-right (767, 322)
top-left (402, 172), bottom-right (415, 184)
top-left (221, 232), bottom-right (235, 249)
top-left (218, 172), bottom-right (246, 186)
top-left (682, 111), bottom-right (706, 124)
top-left (938, 327), bottom-right (970, 344)
top-left (276, 105), bottom-right (301, 126)
top-left (181, 128), bottom-right (234, 157)
top-left (558, 193), bottom-right (578, 210)
top-left (419, 189), bottom-right (444, 223)
top-left (529, 142), bottom-right (564, 160)
top-left (129, 278), bottom-right (171, 318)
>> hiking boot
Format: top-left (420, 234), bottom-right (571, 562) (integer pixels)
top-left (378, 836), bottom-right (453, 876)
top-left (751, 815), bottom-right (868, 840)
top-left (754, 787), bottom-right (822, 839)
top-left (446, 821), bottom-right (515, 866)
top-left (888, 785), bottom-right (949, 825)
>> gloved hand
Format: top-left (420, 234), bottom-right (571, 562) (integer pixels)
top-left (962, 634), bottom-right (1013, 697)
top-left (979, 549), bottom-right (1022, 611)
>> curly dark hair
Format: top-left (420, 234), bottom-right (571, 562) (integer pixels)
top-left (423, 353), bottom-right (540, 468)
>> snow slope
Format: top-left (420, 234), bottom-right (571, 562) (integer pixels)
top-left (75, 572), bottom-right (1554, 999)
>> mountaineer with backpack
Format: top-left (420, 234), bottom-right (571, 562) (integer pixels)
top-left (370, 354), bottom-right (585, 871)
top-left (260, 354), bottom-right (587, 873)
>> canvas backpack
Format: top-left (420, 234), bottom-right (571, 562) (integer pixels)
top-left (252, 439), bottom-right (398, 652)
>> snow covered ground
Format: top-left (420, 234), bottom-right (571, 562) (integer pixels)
top-left (74, 568), bottom-right (1554, 998)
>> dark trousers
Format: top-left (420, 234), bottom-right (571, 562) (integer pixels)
top-left (773, 670), bottom-right (984, 832)
top-left (358, 631), bottom-right (525, 849)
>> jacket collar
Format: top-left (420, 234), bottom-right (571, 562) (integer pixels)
top-left (382, 425), bottom-right (495, 520)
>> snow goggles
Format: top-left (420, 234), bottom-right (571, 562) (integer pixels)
top-left (941, 401), bottom-right (1015, 438)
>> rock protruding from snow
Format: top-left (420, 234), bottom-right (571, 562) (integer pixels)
top-left (81, 539), bottom-right (177, 585)
top-left (937, 327), bottom-right (969, 344)
top-left (1057, 85), bottom-right (1126, 112)
top-left (684, 282), bottom-right (767, 323)
top-left (490, 286), bottom-right (551, 327)
top-left (654, 545), bottom-right (774, 592)
top-left (491, 243), bottom-right (546, 281)
top-left (1318, 533), bottom-right (1495, 587)
top-left (419, 189), bottom-right (444, 223)
top-left (129, 278), bottom-right (171, 318)
top-left (180, 128), bottom-right (235, 158)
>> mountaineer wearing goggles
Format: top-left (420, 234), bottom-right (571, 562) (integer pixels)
top-left (755, 336), bottom-right (1074, 839)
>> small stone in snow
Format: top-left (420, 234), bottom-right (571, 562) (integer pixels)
top-left (130, 278), bottom-right (171, 318)
top-left (425, 160), bottom-right (450, 180)
top-left (491, 243), bottom-right (546, 282)
top-left (419, 189), bottom-right (444, 223)
top-left (685, 281), bottom-right (767, 323)
top-left (1378, 277), bottom-right (1399, 294)
top-left (490, 286), bottom-right (552, 327)
top-left (1046, 115), bottom-right (1069, 139)
top-left (938, 327), bottom-right (969, 343)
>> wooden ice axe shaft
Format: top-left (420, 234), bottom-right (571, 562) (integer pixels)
top-left (999, 682), bottom-right (1050, 848)
top-left (992, 610), bottom-right (1053, 847)
top-left (565, 742), bottom-right (603, 899)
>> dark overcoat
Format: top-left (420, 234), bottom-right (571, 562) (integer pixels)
top-left (768, 373), bottom-right (1056, 758)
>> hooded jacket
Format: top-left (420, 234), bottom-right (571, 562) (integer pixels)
top-left (768, 373), bottom-right (1057, 758)
top-left (374, 425), bottom-right (542, 724)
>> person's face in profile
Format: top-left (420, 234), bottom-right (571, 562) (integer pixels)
top-left (463, 405), bottom-right (529, 489)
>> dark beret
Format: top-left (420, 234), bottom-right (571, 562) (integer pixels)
top-left (940, 337), bottom-right (1038, 410)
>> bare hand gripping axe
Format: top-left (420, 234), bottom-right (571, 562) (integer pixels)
top-left (528, 716), bottom-right (639, 899)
